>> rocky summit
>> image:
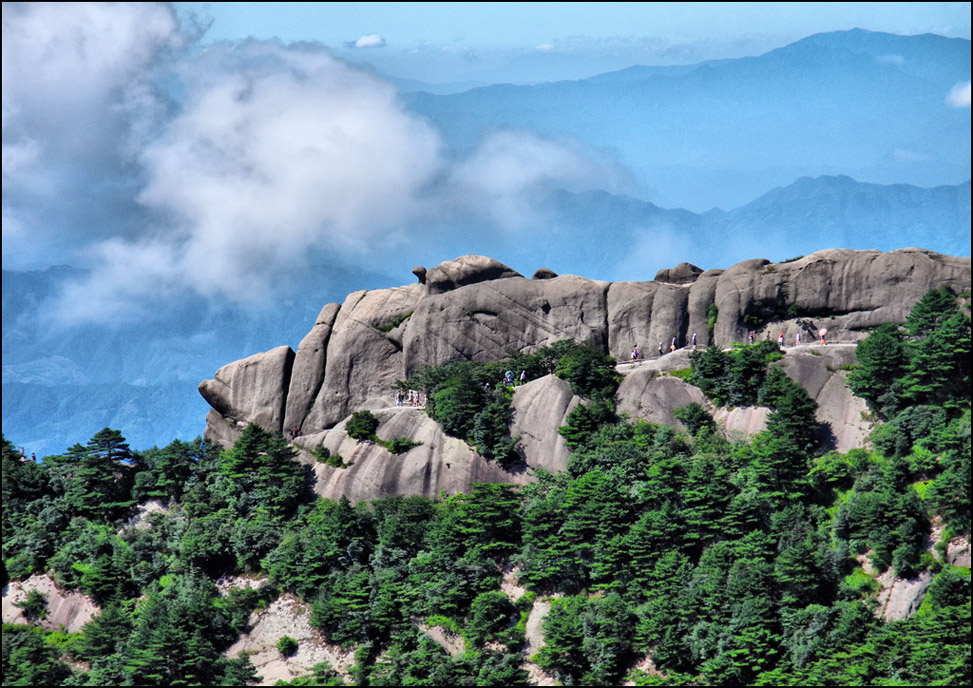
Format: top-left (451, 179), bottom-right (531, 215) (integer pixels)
top-left (199, 248), bottom-right (971, 502)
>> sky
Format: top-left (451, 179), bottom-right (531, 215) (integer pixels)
top-left (2, 2), bottom-right (970, 327)
top-left (175, 2), bottom-right (971, 83)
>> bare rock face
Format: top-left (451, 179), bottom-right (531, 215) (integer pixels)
top-left (509, 375), bottom-right (581, 473)
top-left (947, 537), bottom-right (971, 567)
top-left (225, 593), bottom-right (355, 686)
top-left (686, 269), bottom-right (723, 349)
top-left (711, 248), bottom-right (971, 345)
top-left (303, 285), bottom-right (423, 430)
top-left (2, 574), bottom-right (99, 633)
top-left (402, 274), bottom-right (610, 376)
top-left (283, 303), bottom-right (340, 435)
top-left (199, 345), bottom-right (294, 437)
top-left (298, 408), bottom-right (523, 503)
top-left (714, 406), bottom-right (772, 440)
top-left (424, 255), bottom-right (523, 294)
top-left (616, 370), bottom-right (707, 429)
top-left (606, 281), bottom-right (692, 363)
top-left (876, 568), bottom-right (934, 621)
top-left (696, 348), bottom-right (873, 452)
top-left (778, 347), bottom-right (873, 452)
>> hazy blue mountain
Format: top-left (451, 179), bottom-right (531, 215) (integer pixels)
top-left (2, 263), bottom-right (398, 455)
top-left (403, 30), bottom-right (971, 211)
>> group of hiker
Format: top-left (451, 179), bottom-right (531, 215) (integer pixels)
top-left (396, 389), bottom-right (426, 407)
top-left (630, 333), bottom-right (700, 362)
top-left (486, 370), bottom-right (529, 390)
top-left (629, 326), bottom-right (830, 364)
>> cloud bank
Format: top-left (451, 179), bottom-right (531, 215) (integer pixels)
top-left (2, 3), bottom-right (624, 326)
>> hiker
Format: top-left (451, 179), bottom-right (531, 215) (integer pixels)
top-left (796, 332), bottom-right (801, 347)
top-left (692, 332), bottom-right (698, 349)
top-left (520, 370), bottom-right (527, 384)
top-left (670, 337), bottom-right (677, 352)
top-left (631, 346), bottom-right (640, 361)
top-left (748, 331), bottom-right (755, 345)
top-left (658, 342), bottom-right (664, 357)
top-left (778, 332), bottom-right (784, 347)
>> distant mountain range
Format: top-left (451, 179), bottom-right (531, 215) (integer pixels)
top-left (404, 29), bottom-right (971, 211)
top-left (430, 175), bottom-right (971, 282)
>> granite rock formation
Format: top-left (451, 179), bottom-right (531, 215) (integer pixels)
top-left (199, 248), bottom-right (971, 502)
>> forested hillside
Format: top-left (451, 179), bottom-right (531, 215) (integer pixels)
top-left (3, 288), bottom-right (970, 686)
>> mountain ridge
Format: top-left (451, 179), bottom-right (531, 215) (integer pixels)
top-left (198, 247), bottom-right (971, 504)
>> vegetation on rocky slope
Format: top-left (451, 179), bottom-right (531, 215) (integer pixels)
top-left (2, 288), bottom-right (970, 686)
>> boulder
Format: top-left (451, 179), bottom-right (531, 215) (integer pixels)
top-left (532, 268), bottom-right (558, 280)
top-left (198, 345), bottom-right (294, 434)
top-left (655, 261), bottom-right (703, 284)
top-left (509, 375), bottom-right (581, 472)
top-left (424, 255), bottom-right (523, 294)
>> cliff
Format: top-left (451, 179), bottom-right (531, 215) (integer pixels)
top-left (199, 248), bottom-right (971, 502)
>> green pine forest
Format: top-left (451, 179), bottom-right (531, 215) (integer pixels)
top-left (2, 288), bottom-right (970, 686)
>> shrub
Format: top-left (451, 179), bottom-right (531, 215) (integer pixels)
top-left (673, 402), bottom-right (713, 434)
top-left (346, 411), bottom-right (380, 441)
top-left (382, 437), bottom-right (423, 455)
top-left (15, 589), bottom-right (48, 621)
top-left (278, 635), bottom-right (299, 657)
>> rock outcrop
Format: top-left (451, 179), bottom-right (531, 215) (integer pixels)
top-left (224, 593), bottom-right (355, 686)
top-left (2, 574), bottom-right (99, 633)
top-left (199, 248), bottom-right (970, 502)
top-left (199, 346), bottom-right (294, 435)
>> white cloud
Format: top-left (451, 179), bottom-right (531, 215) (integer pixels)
top-left (2, 2), bottom-right (179, 174)
top-left (946, 80), bottom-right (971, 108)
top-left (2, 2), bottom-right (181, 262)
top-left (353, 33), bottom-right (386, 48)
top-left (126, 41), bottom-right (444, 304)
top-left (5, 7), bottom-right (624, 325)
top-left (446, 130), bottom-right (631, 233)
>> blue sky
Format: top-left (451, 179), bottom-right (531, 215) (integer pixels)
top-left (174, 2), bottom-right (972, 82)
